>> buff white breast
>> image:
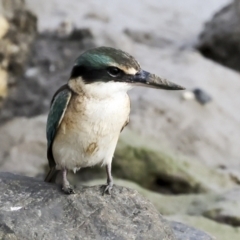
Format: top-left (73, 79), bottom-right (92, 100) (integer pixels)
top-left (52, 82), bottom-right (131, 172)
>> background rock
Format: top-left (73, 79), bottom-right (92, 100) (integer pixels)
top-left (24, 0), bottom-right (230, 48)
top-left (203, 188), bottom-right (240, 226)
top-left (0, 0), bottom-right (37, 109)
top-left (0, 115), bottom-right (47, 177)
top-left (0, 0), bottom-right (37, 79)
top-left (0, 30), bottom-right (95, 123)
top-left (1, 0), bottom-right (239, 180)
top-left (198, 0), bottom-right (240, 72)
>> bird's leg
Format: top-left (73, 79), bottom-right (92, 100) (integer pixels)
top-left (102, 164), bottom-right (113, 195)
top-left (62, 168), bottom-right (75, 194)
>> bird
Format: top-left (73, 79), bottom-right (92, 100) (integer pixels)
top-left (44, 46), bottom-right (185, 195)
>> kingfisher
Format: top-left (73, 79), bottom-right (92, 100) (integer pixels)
top-left (45, 46), bottom-right (185, 194)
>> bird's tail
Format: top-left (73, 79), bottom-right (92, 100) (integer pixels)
top-left (44, 167), bottom-right (59, 183)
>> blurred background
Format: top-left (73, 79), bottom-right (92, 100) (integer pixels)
top-left (0, 0), bottom-right (240, 239)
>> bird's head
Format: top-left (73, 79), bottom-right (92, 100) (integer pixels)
top-left (68, 47), bottom-right (185, 97)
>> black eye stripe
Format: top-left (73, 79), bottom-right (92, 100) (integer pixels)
top-left (70, 65), bottom-right (128, 84)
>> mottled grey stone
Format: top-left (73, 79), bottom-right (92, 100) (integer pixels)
top-left (170, 221), bottom-right (213, 240)
top-left (0, 172), bottom-right (176, 240)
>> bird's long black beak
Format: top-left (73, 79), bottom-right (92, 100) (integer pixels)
top-left (131, 70), bottom-right (185, 90)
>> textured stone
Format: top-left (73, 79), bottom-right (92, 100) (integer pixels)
top-left (0, 172), bottom-right (176, 240)
top-left (167, 215), bottom-right (240, 240)
top-left (85, 179), bottom-right (240, 240)
top-left (198, 0), bottom-right (240, 72)
top-left (170, 221), bottom-right (213, 240)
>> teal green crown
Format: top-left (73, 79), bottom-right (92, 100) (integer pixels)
top-left (74, 46), bottom-right (140, 70)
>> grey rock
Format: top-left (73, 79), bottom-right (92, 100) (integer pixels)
top-left (198, 0), bottom-right (240, 72)
top-left (0, 172), bottom-right (176, 240)
top-left (170, 221), bottom-right (213, 240)
top-left (167, 215), bottom-right (240, 240)
top-left (193, 88), bottom-right (212, 105)
top-left (85, 180), bottom-right (238, 240)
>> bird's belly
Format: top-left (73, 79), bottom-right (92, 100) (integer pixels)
top-left (52, 93), bottom-right (130, 171)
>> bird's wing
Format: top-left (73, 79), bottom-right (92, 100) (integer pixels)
top-left (46, 84), bottom-right (72, 168)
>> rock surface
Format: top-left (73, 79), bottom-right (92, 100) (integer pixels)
top-left (0, 172), bottom-right (212, 240)
top-left (170, 221), bottom-right (213, 240)
top-left (85, 179), bottom-right (240, 239)
top-left (0, 172), bottom-right (175, 240)
top-left (198, 0), bottom-right (240, 72)
top-left (167, 215), bottom-right (240, 240)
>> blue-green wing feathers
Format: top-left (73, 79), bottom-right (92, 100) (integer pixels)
top-left (46, 85), bottom-right (72, 168)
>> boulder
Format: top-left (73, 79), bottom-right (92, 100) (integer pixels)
top-left (85, 179), bottom-right (240, 240)
top-left (84, 179), bottom-right (219, 217)
top-left (0, 172), bottom-right (177, 240)
top-left (86, 179), bottom-right (240, 228)
top-left (197, 0), bottom-right (240, 72)
top-left (0, 172), bottom-right (216, 240)
top-left (170, 221), bottom-right (213, 240)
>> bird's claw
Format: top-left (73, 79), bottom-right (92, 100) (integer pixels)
top-left (102, 182), bottom-right (113, 196)
top-left (62, 185), bottom-right (75, 194)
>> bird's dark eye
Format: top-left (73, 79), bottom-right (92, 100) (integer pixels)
top-left (107, 67), bottom-right (121, 77)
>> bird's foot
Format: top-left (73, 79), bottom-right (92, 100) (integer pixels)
top-left (102, 181), bottom-right (113, 196)
top-left (62, 185), bottom-right (75, 194)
